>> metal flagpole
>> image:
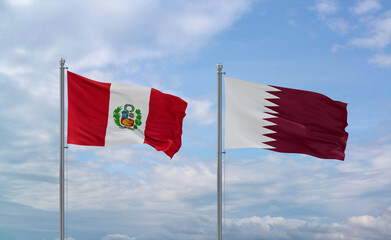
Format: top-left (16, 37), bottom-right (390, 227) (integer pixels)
top-left (59, 58), bottom-right (66, 240)
top-left (217, 63), bottom-right (223, 240)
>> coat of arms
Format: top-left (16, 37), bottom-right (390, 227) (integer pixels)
top-left (113, 104), bottom-right (142, 130)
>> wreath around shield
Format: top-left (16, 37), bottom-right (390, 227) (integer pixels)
top-left (113, 106), bottom-right (142, 130)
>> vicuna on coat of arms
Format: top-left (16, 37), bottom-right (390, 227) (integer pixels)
top-left (113, 104), bottom-right (142, 130)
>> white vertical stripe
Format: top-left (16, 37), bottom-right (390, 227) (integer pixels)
top-left (105, 83), bottom-right (151, 146)
top-left (224, 77), bottom-right (280, 149)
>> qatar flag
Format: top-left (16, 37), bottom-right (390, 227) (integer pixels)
top-left (67, 71), bottom-right (187, 158)
top-left (225, 77), bottom-right (348, 160)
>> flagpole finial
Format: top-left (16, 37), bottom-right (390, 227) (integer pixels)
top-left (217, 63), bottom-right (223, 71)
top-left (60, 58), bottom-right (65, 66)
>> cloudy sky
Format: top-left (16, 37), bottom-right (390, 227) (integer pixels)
top-left (1, 0), bottom-right (390, 239)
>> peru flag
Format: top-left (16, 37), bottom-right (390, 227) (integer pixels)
top-left (225, 77), bottom-right (348, 160)
top-left (67, 71), bottom-right (187, 158)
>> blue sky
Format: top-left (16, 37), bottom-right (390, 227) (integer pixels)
top-left (0, 0), bottom-right (390, 239)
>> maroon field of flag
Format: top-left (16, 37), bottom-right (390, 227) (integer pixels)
top-left (225, 77), bottom-right (348, 160)
top-left (67, 72), bottom-right (187, 158)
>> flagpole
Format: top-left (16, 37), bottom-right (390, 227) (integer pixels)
top-left (217, 63), bottom-right (223, 240)
top-left (59, 58), bottom-right (66, 240)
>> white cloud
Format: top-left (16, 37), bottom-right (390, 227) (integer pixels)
top-left (348, 11), bottom-right (391, 49)
top-left (1, 148), bottom-right (216, 211)
top-left (5, 0), bottom-right (33, 8)
top-left (331, 43), bottom-right (347, 52)
top-left (288, 19), bottom-right (297, 27)
top-left (324, 206), bottom-right (391, 239)
top-left (351, 0), bottom-right (381, 15)
top-left (225, 215), bottom-right (306, 240)
top-left (311, 0), bottom-right (352, 38)
top-left (229, 215), bottom-right (306, 229)
top-left (185, 98), bottom-right (215, 126)
top-left (222, 142), bottom-right (391, 217)
top-left (102, 234), bottom-right (138, 240)
top-left (319, 2), bottom-right (391, 67)
top-left (326, 18), bottom-right (351, 35)
top-left (0, 0), bottom-right (252, 98)
top-left (312, 0), bottom-right (338, 18)
top-left (369, 53), bottom-right (391, 68)
top-left (156, 1), bottom-right (251, 50)
top-left (224, 206), bottom-right (391, 240)
top-left (72, 48), bottom-right (116, 70)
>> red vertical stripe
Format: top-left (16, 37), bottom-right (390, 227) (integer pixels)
top-left (67, 71), bottom-right (111, 146)
top-left (264, 86), bottom-right (348, 160)
top-left (144, 88), bottom-right (188, 158)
